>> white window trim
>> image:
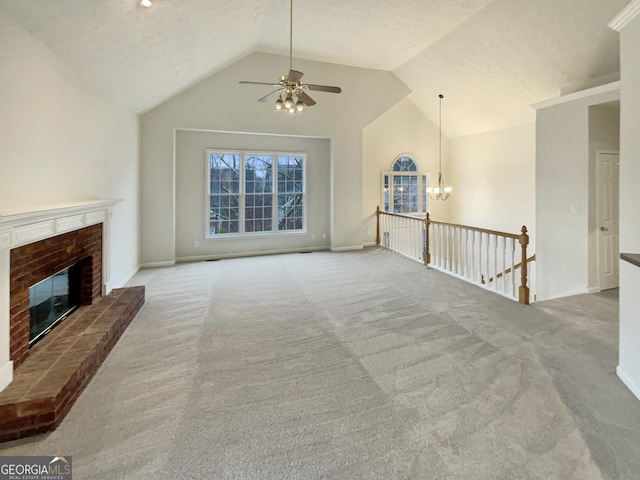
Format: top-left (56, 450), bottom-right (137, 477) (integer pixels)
top-left (381, 154), bottom-right (432, 215)
top-left (205, 149), bottom-right (307, 239)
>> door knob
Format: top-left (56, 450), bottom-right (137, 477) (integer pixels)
top-left (600, 226), bottom-right (609, 232)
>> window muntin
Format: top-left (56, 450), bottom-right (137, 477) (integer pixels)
top-left (382, 156), bottom-right (429, 214)
top-left (245, 155), bottom-right (273, 233)
top-left (393, 175), bottom-right (419, 213)
top-left (277, 155), bottom-right (304, 231)
top-left (209, 153), bottom-right (240, 234)
top-left (392, 156), bottom-right (418, 172)
top-left (207, 150), bottom-right (306, 237)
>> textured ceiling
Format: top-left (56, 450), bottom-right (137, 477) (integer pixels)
top-left (0, 0), bottom-right (629, 137)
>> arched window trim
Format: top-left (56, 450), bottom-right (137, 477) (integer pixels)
top-left (390, 154), bottom-right (421, 172)
top-left (382, 154), bottom-right (431, 214)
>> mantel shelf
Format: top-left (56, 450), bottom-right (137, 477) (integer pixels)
top-left (0, 199), bottom-right (121, 228)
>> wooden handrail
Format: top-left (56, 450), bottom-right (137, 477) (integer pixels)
top-left (428, 219), bottom-right (521, 240)
top-left (376, 209), bottom-right (426, 222)
top-left (483, 255), bottom-right (536, 284)
top-left (376, 206), bottom-right (532, 304)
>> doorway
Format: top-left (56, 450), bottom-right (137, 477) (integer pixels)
top-left (595, 150), bottom-right (620, 290)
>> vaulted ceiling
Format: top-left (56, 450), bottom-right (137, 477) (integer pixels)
top-left (0, 0), bottom-right (628, 137)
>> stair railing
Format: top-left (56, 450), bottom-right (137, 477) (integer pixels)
top-left (375, 207), bottom-right (427, 264)
top-left (376, 206), bottom-right (533, 304)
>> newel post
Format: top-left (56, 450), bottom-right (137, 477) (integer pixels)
top-left (519, 226), bottom-right (530, 305)
top-left (424, 212), bottom-right (431, 265)
top-left (376, 206), bottom-right (381, 246)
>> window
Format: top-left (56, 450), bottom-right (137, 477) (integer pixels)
top-left (207, 150), bottom-right (306, 237)
top-left (382, 155), bottom-right (429, 214)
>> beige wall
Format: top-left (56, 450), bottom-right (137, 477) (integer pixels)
top-left (535, 86), bottom-right (619, 301)
top-left (362, 99), bottom-right (451, 245)
top-left (0, 9), bottom-right (140, 287)
top-left (617, 9), bottom-right (640, 402)
top-left (449, 123), bottom-right (535, 237)
top-left (140, 52), bottom-right (410, 265)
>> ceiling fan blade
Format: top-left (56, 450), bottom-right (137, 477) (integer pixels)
top-left (257, 90), bottom-right (281, 103)
top-left (239, 80), bottom-right (279, 87)
top-left (306, 84), bottom-right (342, 94)
top-left (297, 91), bottom-right (316, 106)
top-left (287, 70), bottom-right (304, 83)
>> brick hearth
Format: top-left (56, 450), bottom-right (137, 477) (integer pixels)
top-left (0, 202), bottom-right (145, 442)
top-left (0, 286), bottom-right (144, 442)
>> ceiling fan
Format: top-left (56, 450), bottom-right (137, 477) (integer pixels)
top-left (239, 0), bottom-right (342, 113)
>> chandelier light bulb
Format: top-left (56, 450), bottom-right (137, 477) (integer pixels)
top-left (296, 100), bottom-right (305, 112)
top-left (273, 97), bottom-right (284, 110)
top-left (139, 0), bottom-right (152, 7)
top-left (284, 95), bottom-right (293, 109)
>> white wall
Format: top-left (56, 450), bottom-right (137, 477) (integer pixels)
top-left (616, 8), bottom-right (640, 402)
top-left (140, 52), bottom-right (410, 265)
top-left (0, 9), bottom-right (139, 287)
top-left (175, 130), bottom-right (331, 259)
top-left (449, 123), bottom-right (536, 238)
top-left (534, 86), bottom-right (619, 300)
top-left (361, 99), bottom-right (452, 245)
top-left (587, 105), bottom-right (620, 289)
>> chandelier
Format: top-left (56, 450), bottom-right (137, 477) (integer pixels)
top-left (427, 94), bottom-right (452, 200)
top-left (272, 86), bottom-right (307, 114)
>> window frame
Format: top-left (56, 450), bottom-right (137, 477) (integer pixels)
top-left (205, 149), bottom-right (307, 239)
top-left (381, 155), bottom-right (431, 215)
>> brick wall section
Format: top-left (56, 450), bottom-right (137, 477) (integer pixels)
top-left (9, 224), bottom-right (102, 368)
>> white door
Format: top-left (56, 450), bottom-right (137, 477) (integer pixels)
top-left (596, 151), bottom-right (620, 291)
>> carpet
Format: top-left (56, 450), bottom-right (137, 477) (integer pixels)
top-left (1, 248), bottom-right (639, 479)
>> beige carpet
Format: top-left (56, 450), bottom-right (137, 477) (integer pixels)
top-left (1, 248), bottom-right (639, 479)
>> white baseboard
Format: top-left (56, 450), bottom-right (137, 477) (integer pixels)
top-left (617, 366), bottom-right (640, 402)
top-left (363, 241), bottom-right (377, 247)
top-left (176, 246), bottom-right (330, 263)
top-left (0, 360), bottom-right (13, 393)
top-left (331, 245), bottom-right (364, 252)
top-left (116, 266), bottom-right (140, 288)
top-left (587, 287), bottom-right (602, 294)
top-left (139, 261), bottom-right (176, 268)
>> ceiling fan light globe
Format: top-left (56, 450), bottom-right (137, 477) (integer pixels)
top-left (444, 187), bottom-right (453, 193)
top-left (284, 95), bottom-right (294, 109)
top-left (296, 100), bottom-right (305, 111)
top-left (288, 107), bottom-right (296, 113)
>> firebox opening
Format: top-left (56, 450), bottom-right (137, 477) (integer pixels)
top-left (29, 263), bottom-right (82, 347)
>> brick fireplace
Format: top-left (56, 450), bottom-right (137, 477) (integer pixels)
top-left (0, 200), bottom-right (144, 441)
top-left (10, 224), bottom-right (103, 368)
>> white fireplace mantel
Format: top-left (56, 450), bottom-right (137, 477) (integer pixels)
top-left (0, 199), bottom-right (121, 393)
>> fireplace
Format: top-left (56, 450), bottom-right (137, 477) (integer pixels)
top-left (9, 224), bottom-right (102, 368)
top-left (0, 199), bottom-right (120, 392)
top-left (29, 263), bottom-right (81, 346)
top-left (0, 200), bottom-right (145, 442)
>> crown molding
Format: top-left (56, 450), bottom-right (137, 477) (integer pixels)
top-left (609, 0), bottom-right (640, 32)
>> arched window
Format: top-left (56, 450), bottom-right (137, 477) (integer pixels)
top-left (392, 156), bottom-right (418, 172)
top-left (382, 155), bottom-right (429, 214)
